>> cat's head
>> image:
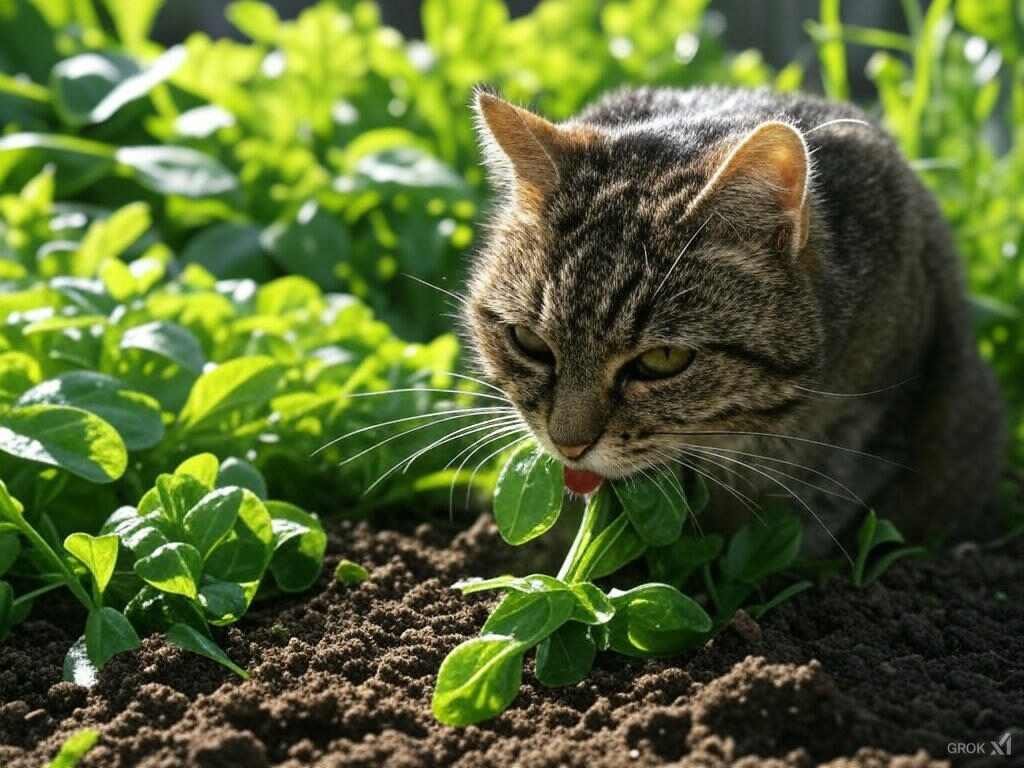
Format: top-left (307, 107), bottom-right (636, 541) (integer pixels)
top-left (464, 90), bottom-right (824, 479)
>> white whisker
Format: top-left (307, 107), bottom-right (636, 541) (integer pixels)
top-left (684, 445), bottom-right (852, 564)
top-left (362, 416), bottom-right (523, 496)
top-left (653, 215), bottom-right (711, 300)
top-left (340, 387), bottom-right (512, 404)
top-left (691, 443), bottom-right (868, 508)
top-left (805, 117), bottom-right (872, 134)
top-left (653, 429), bottom-right (909, 469)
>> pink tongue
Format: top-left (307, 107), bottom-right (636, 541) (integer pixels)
top-left (564, 466), bottom-right (604, 495)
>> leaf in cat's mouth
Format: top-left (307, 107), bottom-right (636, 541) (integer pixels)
top-left (564, 466), bottom-right (603, 495)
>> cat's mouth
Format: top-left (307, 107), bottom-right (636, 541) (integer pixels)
top-left (563, 466), bottom-right (604, 495)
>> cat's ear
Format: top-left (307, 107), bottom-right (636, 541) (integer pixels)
top-left (473, 90), bottom-right (573, 209)
top-left (692, 121), bottom-right (811, 254)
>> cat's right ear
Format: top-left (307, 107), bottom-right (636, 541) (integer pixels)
top-left (472, 90), bottom-right (575, 210)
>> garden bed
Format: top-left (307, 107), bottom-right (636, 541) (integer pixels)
top-left (1, 515), bottom-right (1021, 768)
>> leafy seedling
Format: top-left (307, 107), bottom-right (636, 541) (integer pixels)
top-left (334, 559), bottom-right (369, 585)
top-left (852, 510), bottom-right (926, 587)
top-left (434, 444), bottom-right (713, 726)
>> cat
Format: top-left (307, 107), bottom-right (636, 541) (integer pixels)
top-left (463, 85), bottom-right (1005, 554)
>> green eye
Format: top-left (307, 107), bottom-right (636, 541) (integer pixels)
top-left (510, 325), bottom-right (554, 362)
top-left (632, 346), bottom-right (694, 379)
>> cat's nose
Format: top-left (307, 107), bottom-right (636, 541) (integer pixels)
top-left (555, 442), bottom-right (591, 460)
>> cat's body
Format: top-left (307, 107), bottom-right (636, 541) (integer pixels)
top-left (466, 86), bottom-right (1005, 553)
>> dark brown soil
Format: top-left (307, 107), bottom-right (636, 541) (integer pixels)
top-left (1, 516), bottom-right (1022, 768)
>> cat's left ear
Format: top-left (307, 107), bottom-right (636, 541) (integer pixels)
top-left (692, 121), bottom-right (811, 254)
top-left (472, 90), bottom-right (590, 211)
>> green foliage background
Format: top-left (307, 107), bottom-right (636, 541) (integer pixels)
top-left (0, 0), bottom-right (1020, 670)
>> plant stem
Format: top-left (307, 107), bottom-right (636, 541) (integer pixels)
top-left (12, 579), bottom-right (66, 607)
top-left (557, 495), bottom-right (602, 583)
top-left (14, 522), bottom-right (94, 611)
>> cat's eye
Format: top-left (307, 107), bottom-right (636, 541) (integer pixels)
top-left (631, 346), bottom-right (695, 380)
top-left (510, 325), bottom-right (554, 363)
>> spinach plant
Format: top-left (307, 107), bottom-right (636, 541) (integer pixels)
top-left (851, 509), bottom-right (927, 587)
top-left (1, 452), bottom-right (326, 683)
top-left (433, 442), bottom-right (813, 726)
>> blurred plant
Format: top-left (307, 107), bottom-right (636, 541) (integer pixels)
top-left (810, 0), bottom-right (1023, 463)
top-left (0, 0), bottom-right (777, 340)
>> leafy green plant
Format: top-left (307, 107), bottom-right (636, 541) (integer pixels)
top-left (433, 444), bottom-right (822, 726)
top-left (851, 509), bottom-right (927, 587)
top-left (2, 451), bottom-right (325, 680)
top-left (0, 0), bottom-right (785, 340)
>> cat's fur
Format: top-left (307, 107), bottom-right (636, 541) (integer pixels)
top-left (464, 86), bottom-right (1005, 553)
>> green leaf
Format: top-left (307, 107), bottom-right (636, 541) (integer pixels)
top-left (955, 0), bottom-right (1018, 54)
top-left (262, 202), bottom-right (349, 289)
top-left (217, 456), bottom-right (268, 499)
top-left (256, 275), bottom-right (322, 315)
top-left (124, 586), bottom-right (207, 636)
top-left (612, 471), bottom-right (686, 546)
top-left (0, 479), bottom-right (24, 526)
top-left (493, 444), bottom-right (564, 545)
top-left (45, 728), bottom-right (100, 768)
top-left (685, 473), bottom-right (710, 515)
top-left (535, 622), bottom-right (595, 687)
top-left (115, 146), bottom-right (239, 198)
top-left (64, 533), bottom-right (118, 595)
top-left (0, 533), bottom-right (21, 576)
top-left (135, 542), bottom-right (202, 600)
top-left (748, 579), bottom-right (814, 619)
top-left (455, 573), bottom-right (566, 595)
top-left (103, 0), bottom-right (164, 52)
top-left (181, 222), bottom-right (275, 281)
top-left (165, 622), bottom-right (249, 678)
top-left (62, 637), bottom-right (99, 687)
top-left (174, 453), bottom-right (220, 488)
top-left (204, 489), bottom-right (273, 583)
top-left (432, 634), bottom-right (524, 726)
top-left (862, 546), bottom-right (927, 587)
top-left (605, 584), bottom-right (712, 657)
top-left (198, 579), bottom-right (247, 624)
top-left (85, 606), bottom-right (140, 668)
top-left (646, 534), bottom-right (724, 589)
top-left (576, 507), bottom-right (647, 581)
top-left (483, 590), bottom-right (575, 646)
top-left (853, 510), bottom-right (907, 585)
top-left (120, 321), bottom-right (206, 374)
top-left (334, 559), bottom-right (369, 585)
top-left (267, 500), bottom-right (326, 592)
top-left (153, 473), bottom-right (208, 525)
top-left (227, 1), bottom-right (281, 42)
top-left (177, 356), bottom-right (283, 431)
top-left (568, 582), bottom-right (615, 625)
top-left (183, 487), bottom-right (243, 558)
top-left (105, 507), bottom-right (170, 560)
top-left (0, 132), bottom-right (115, 195)
top-left (723, 511), bottom-right (802, 583)
top-left (18, 372), bottom-right (164, 450)
top-left (346, 148), bottom-right (466, 197)
top-left (75, 201), bottom-right (151, 276)
top-left (0, 351), bottom-right (42, 404)
top-left (0, 404), bottom-right (127, 483)
top-left (0, 580), bottom-right (13, 642)
top-left (50, 47), bottom-right (184, 127)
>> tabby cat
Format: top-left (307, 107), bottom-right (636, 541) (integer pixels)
top-left (464, 86), bottom-right (1004, 553)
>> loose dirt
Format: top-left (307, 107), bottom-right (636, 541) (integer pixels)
top-left (1, 516), bottom-right (1021, 767)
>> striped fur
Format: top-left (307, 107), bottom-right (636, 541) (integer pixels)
top-left (464, 86), bottom-right (1005, 553)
